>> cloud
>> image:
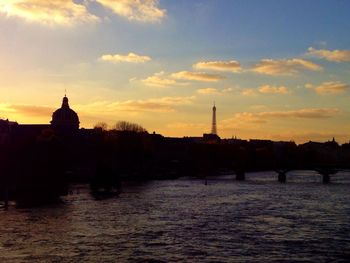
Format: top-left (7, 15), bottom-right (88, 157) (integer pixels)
top-left (100, 52), bottom-right (151, 63)
top-left (252, 58), bottom-right (323, 75)
top-left (196, 87), bottom-right (235, 95)
top-left (11, 105), bottom-right (55, 116)
top-left (305, 81), bottom-right (349, 95)
top-left (141, 71), bottom-right (188, 87)
top-left (171, 71), bottom-right (225, 82)
top-left (222, 87), bottom-right (234, 93)
top-left (228, 112), bottom-right (267, 124)
top-left (0, 0), bottom-right (99, 26)
top-left (0, 0), bottom-right (166, 25)
top-left (257, 108), bottom-right (339, 119)
top-left (95, 0), bottom-right (166, 22)
top-left (76, 96), bottom-right (195, 114)
top-left (0, 103), bottom-right (54, 117)
top-left (115, 96), bottom-right (195, 112)
top-left (224, 108), bottom-right (339, 125)
top-left (258, 85), bottom-right (290, 94)
top-left (197, 88), bottom-right (221, 95)
top-left (242, 85), bottom-right (290, 96)
top-left (220, 108), bottom-right (340, 132)
top-left (112, 100), bottom-right (173, 112)
top-left (193, 60), bottom-right (242, 73)
top-left (142, 74), bottom-right (176, 87)
top-left (241, 89), bottom-right (257, 96)
top-left (307, 47), bottom-right (350, 62)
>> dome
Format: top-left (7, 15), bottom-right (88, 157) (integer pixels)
top-left (51, 96), bottom-right (79, 131)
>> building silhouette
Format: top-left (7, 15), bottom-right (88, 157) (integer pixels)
top-left (201, 103), bottom-right (220, 143)
top-left (211, 102), bottom-right (217, 135)
top-left (0, 95), bottom-right (80, 143)
top-left (51, 95), bottom-right (80, 132)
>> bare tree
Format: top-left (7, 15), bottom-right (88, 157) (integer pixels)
top-left (94, 122), bottom-right (108, 131)
top-left (114, 121), bottom-right (147, 133)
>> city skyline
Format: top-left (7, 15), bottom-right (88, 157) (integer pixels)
top-left (0, 0), bottom-right (350, 143)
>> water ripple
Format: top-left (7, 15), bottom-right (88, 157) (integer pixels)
top-left (1, 171), bottom-right (350, 262)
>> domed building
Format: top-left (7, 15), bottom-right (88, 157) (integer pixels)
top-left (51, 95), bottom-right (79, 132)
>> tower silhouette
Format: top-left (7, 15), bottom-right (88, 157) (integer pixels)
top-left (211, 102), bottom-right (217, 135)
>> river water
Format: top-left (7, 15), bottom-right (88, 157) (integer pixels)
top-left (1, 171), bottom-right (350, 262)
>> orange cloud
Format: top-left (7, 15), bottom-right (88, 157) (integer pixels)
top-left (258, 85), bottom-right (290, 94)
top-left (197, 88), bottom-right (221, 95)
top-left (305, 81), bottom-right (349, 95)
top-left (142, 75), bottom-right (176, 87)
top-left (11, 104), bottom-right (55, 116)
top-left (114, 101), bottom-right (174, 112)
top-left (230, 112), bottom-right (267, 124)
top-left (241, 89), bottom-right (257, 96)
top-left (242, 85), bottom-right (290, 96)
top-left (141, 71), bottom-right (187, 87)
top-left (258, 108), bottom-right (339, 119)
top-left (224, 108), bottom-right (339, 125)
top-left (0, 0), bottom-right (166, 25)
top-left (0, 104), bottom-right (54, 117)
top-left (76, 96), bottom-right (195, 114)
top-left (252, 58), bottom-right (322, 75)
top-left (0, 0), bottom-right (99, 26)
top-left (100, 52), bottom-right (151, 63)
top-left (308, 47), bottom-right (350, 62)
top-left (171, 71), bottom-right (225, 82)
top-left (220, 108), bottom-right (340, 135)
top-left (95, 0), bottom-right (166, 22)
top-left (193, 60), bottom-right (242, 72)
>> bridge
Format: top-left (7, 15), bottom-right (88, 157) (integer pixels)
top-left (234, 168), bottom-right (348, 184)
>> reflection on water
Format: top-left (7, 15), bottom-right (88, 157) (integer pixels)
top-left (1, 171), bottom-right (350, 262)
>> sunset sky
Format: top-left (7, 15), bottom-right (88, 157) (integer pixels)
top-left (0, 0), bottom-right (350, 143)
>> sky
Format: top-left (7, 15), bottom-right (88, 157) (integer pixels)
top-left (0, 0), bottom-right (350, 143)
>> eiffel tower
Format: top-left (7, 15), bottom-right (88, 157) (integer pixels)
top-left (211, 102), bottom-right (217, 135)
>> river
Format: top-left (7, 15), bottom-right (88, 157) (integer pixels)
top-left (1, 171), bottom-right (350, 262)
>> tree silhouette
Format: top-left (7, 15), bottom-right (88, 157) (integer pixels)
top-left (94, 122), bottom-right (108, 131)
top-left (114, 121), bottom-right (147, 133)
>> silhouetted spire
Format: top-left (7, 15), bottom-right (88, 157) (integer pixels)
top-left (211, 102), bottom-right (217, 135)
top-left (51, 94), bottom-right (79, 131)
top-left (61, 95), bottom-right (69, 109)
